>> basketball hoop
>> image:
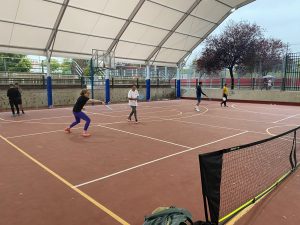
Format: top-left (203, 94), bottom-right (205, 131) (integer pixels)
top-left (92, 49), bottom-right (115, 72)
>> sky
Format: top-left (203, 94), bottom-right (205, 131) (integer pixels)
top-left (187, 0), bottom-right (300, 65)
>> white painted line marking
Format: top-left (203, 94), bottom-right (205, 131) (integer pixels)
top-left (97, 125), bottom-right (191, 149)
top-left (272, 114), bottom-right (300, 123)
top-left (74, 131), bottom-right (248, 187)
top-left (231, 104), bottom-right (288, 116)
top-left (104, 105), bottom-right (113, 110)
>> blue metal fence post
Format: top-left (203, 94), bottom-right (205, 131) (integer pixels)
top-left (146, 64), bottom-right (151, 101)
top-left (47, 75), bottom-right (53, 107)
top-left (105, 69), bottom-right (110, 104)
top-left (176, 66), bottom-right (181, 98)
top-left (46, 53), bottom-right (53, 108)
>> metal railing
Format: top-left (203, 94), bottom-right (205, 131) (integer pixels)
top-left (181, 77), bottom-right (300, 91)
top-left (0, 73), bottom-right (84, 88)
top-left (1, 73), bottom-right (299, 91)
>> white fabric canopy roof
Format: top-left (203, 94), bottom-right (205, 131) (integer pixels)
top-left (0, 0), bottom-right (254, 66)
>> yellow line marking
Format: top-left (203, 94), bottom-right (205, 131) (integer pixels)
top-left (0, 135), bottom-right (130, 225)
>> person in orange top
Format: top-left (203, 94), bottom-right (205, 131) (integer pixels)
top-left (220, 83), bottom-right (229, 107)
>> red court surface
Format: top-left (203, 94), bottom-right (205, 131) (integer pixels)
top-left (1, 99), bottom-right (300, 225)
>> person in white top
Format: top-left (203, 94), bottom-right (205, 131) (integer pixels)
top-left (267, 79), bottom-right (272, 90)
top-left (128, 85), bottom-right (139, 123)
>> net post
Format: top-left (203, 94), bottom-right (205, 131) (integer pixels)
top-left (293, 129), bottom-right (297, 168)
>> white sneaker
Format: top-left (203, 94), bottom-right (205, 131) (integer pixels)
top-left (196, 108), bottom-right (200, 112)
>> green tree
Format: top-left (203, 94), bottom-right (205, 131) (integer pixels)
top-left (83, 66), bottom-right (90, 76)
top-left (196, 21), bottom-right (285, 89)
top-left (41, 59), bottom-right (60, 73)
top-left (50, 59), bottom-right (60, 73)
top-left (61, 58), bottom-right (72, 75)
top-left (16, 58), bottom-right (32, 72)
top-left (0, 53), bottom-right (32, 72)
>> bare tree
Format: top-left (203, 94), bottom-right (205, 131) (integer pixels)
top-left (256, 39), bottom-right (285, 76)
top-left (196, 21), bottom-right (285, 89)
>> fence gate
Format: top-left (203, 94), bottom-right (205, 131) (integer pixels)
top-left (283, 53), bottom-right (300, 91)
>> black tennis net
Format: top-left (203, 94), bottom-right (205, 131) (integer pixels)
top-left (199, 126), bottom-right (299, 225)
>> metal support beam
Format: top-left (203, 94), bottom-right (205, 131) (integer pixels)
top-left (146, 0), bottom-right (202, 62)
top-left (45, 0), bottom-right (70, 58)
top-left (106, 0), bottom-right (146, 54)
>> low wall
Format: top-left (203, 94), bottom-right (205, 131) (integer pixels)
top-left (0, 87), bottom-right (175, 110)
top-left (182, 87), bottom-right (300, 105)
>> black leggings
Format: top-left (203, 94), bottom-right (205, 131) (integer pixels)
top-left (128, 106), bottom-right (137, 122)
top-left (9, 100), bottom-right (19, 115)
top-left (221, 94), bottom-right (228, 106)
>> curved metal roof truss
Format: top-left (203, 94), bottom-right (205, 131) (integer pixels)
top-left (0, 0), bottom-right (254, 66)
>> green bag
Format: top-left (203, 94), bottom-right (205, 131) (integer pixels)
top-left (143, 206), bottom-right (193, 225)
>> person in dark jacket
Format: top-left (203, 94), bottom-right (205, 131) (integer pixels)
top-left (7, 84), bottom-right (20, 116)
top-left (15, 83), bottom-right (25, 114)
top-left (195, 81), bottom-right (207, 112)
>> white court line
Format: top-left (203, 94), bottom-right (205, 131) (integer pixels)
top-left (266, 124), bottom-right (300, 136)
top-left (74, 131), bottom-right (248, 188)
top-left (0, 104), bottom-right (183, 125)
top-left (97, 125), bottom-right (191, 149)
top-left (4, 117), bottom-right (161, 139)
top-left (236, 105), bottom-right (300, 111)
top-left (6, 129), bottom-right (68, 139)
top-left (231, 104), bottom-right (288, 116)
top-left (272, 114), bottom-right (300, 124)
top-left (143, 105), bottom-right (269, 136)
top-left (86, 108), bottom-right (179, 118)
top-left (5, 118), bottom-right (177, 139)
top-left (4, 105), bottom-right (268, 139)
top-left (265, 125), bottom-right (300, 145)
top-left (95, 100), bottom-right (193, 112)
top-left (145, 105), bottom-right (209, 120)
top-left (188, 111), bottom-right (288, 125)
top-left (0, 103), bottom-right (188, 123)
top-left (2, 107), bottom-right (283, 127)
top-left (0, 115), bottom-right (73, 123)
top-left (86, 103), bottom-right (189, 115)
top-left (0, 106), bottom-right (71, 115)
top-left (172, 106), bottom-right (300, 126)
top-left (161, 118), bottom-right (269, 136)
top-left (5, 125), bottom-right (88, 139)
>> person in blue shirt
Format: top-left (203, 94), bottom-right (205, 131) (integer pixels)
top-left (195, 81), bottom-right (207, 112)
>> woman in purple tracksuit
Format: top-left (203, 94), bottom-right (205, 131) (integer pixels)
top-left (65, 89), bottom-right (103, 137)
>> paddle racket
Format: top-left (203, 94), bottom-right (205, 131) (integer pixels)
top-left (105, 104), bottom-right (113, 110)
